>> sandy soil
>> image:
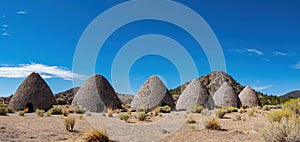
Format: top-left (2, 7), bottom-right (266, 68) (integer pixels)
top-left (0, 110), bottom-right (269, 142)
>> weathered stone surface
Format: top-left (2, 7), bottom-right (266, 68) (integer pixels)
top-left (212, 82), bottom-right (241, 108)
top-left (55, 87), bottom-right (80, 105)
top-left (176, 78), bottom-right (215, 110)
top-left (131, 76), bottom-right (175, 110)
top-left (72, 74), bottom-right (122, 112)
top-left (9, 72), bottom-right (56, 111)
top-left (239, 86), bottom-right (260, 107)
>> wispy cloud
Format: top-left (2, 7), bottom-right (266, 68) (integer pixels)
top-left (291, 61), bottom-right (300, 69)
top-left (273, 51), bottom-right (288, 56)
top-left (2, 25), bottom-right (8, 28)
top-left (245, 48), bottom-right (264, 56)
top-left (17, 11), bottom-right (27, 14)
top-left (252, 85), bottom-right (273, 91)
top-left (1, 32), bottom-right (9, 36)
top-left (0, 63), bottom-right (86, 80)
top-left (228, 48), bottom-right (246, 53)
top-left (2, 15), bottom-right (5, 18)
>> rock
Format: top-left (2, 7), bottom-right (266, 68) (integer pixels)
top-left (54, 87), bottom-right (79, 105)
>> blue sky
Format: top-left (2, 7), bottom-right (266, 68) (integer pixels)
top-left (0, 0), bottom-right (299, 96)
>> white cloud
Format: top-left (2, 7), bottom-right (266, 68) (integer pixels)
top-left (1, 32), bottom-right (9, 36)
top-left (252, 85), bottom-right (273, 91)
top-left (2, 25), bottom-right (8, 28)
top-left (291, 62), bottom-right (300, 69)
top-left (0, 63), bottom-right (86, 80)
top-left (245, 48), bottom-right (264, 56)
top-left (17, 11), bottom-right (27, 14)
top-left (2, 15), bottom-right (5, 18)
top-left (273, 51), bottom-right (288, 56)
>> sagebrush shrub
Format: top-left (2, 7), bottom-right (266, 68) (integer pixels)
top-left (267, 109), bottom-right (294, 123)
top-left (119, 113), bottom-right (130, 121)
top-left (159, 105), bottom-right (171, 113)
top-left (0, 107), bottom-right (8, 116)
top-left (75, 105), bottom-right (87, 114)
top-left (137, 105), bottom-right (150, 113)
top-left (135, 112), bottom-right (147, 121)
top-left (18, 111), bottom-right (25, 116)
top-left (35, 109), bottom-right (45, 117)
top-left (50, 105), bottom-right (62, 114)
top-left (225, 106), bottom-right (238, 113)
top-left (260, 117), bottom-right (300, 142)
top-left (215, 109), bottom-right (227, 119)
top-left (190, 104), bottom-right (203, 113)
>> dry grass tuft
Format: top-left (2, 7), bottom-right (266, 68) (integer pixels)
top-left (83, 128), bottom-right (109, 142)
top-left (64, 117), bottom-right (76, 132)
top-left (107, 108), bottom-right (114, 117)
top-left (204, 116), bottom-right (221, 130)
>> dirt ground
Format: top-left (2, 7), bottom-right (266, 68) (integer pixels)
top-left (0, 110), bottom-right (269, 142)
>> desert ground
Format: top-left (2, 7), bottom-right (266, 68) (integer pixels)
top-left (0, 109), bottom-right (270, 142)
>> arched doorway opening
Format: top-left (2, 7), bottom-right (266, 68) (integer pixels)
top-left (26, 103), bottom-right (34, 113)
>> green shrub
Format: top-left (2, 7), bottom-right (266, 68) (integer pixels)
top-left (0, 107), bottom-right (8, 115)
top-left (50, 105), bottom-right (62, 114)
top-left (260, 117), bottom-right (300, 142)
top-left (7, 107), bottom-right (14, 113)
top-left (0, 103), bottom-right (7, 108)
top-left (267, 109), bottom-right (294, 123)
top-left (215, 109), bottom-right (227, 119)
top-left (282, 98), bottom-right (300, 115)
top-left (204, 116), bottom-right (221, 130)
top-left (190, 104), bottom-right (203, 113)
top-left (64, 117), bottom-right (76, 132)
top-left (119, 113), bottom-right (130, 121)
top-left (159, 105), bottom-right (171, 113)
top-left (225, 106), bottom-right (238, 113)
top-left (35, 109), bottom-right (45, 117)
top-left (75, 105), bottom-right (87, 114)
top-left (18, 111), bottom-right (25, 116)
top-left (137, 105), bottom-right (149, 113)
top-left (135, 112), bottom-right (147, 121)
top-left (45, 110), bottom-right (52, 117)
